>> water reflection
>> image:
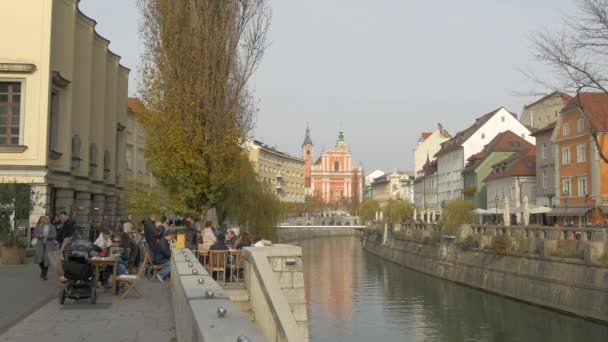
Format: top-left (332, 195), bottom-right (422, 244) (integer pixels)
top-left (301, 237), bottom-right (608, 341)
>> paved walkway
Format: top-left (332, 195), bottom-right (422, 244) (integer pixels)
top-left (0, 277), bottom-right (175, 342)
top-left (0, 264), bottom-right (58, 334)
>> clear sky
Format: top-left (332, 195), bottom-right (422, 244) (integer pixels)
top-left (80, 0), bottom-right (577, 173)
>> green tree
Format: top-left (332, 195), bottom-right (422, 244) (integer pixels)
top-left (216, 154), bottom-right (282, 241)
top-left (383, 198), bottom-right (414, 224)
top-left (360, 199), bottom-right (380, 222)
top-left (138, 0), bottom-right (270, 217)
top-left (120, 177), bottom-right (176, 219)
top-left (0, 181), bottom-right (38, 247)
top-left (439, 199), bottom-right (476, 235)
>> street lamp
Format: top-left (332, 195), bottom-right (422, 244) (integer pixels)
top-left (495, 195), bottom-right (499, 225)
top-left (563, 190), bottom-right (569, 227)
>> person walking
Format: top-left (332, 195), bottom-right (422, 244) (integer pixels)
top-left (56, 211), bottom-right (76, 249)
top-left (34, 217), bottom-right (58, 280)
top-left (122, 214), bottom-right (135, 234)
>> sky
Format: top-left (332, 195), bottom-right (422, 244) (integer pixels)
top-left (80, 0), bottom-right (577, 173)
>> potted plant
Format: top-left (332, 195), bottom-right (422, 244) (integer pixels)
top-left (0, 181), bottom-right (36, 265)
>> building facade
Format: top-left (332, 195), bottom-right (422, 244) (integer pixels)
top-left (306, 130), bottom-right (363, 206)
top-left (462, 131), bottom-right (533, 209)
top-left (530, 123), bottom-right (557, 208)
top-left (552, 93), bottom-right (608, 226)
top-left (435, 107), bottom-right (534, 211)
top-left (370, 171), bottom-right (415, 206)
top-left (484, 148), bottom-right (537, 224)
top-left (125, 98), bottom-right (155, 187)
top-left (414, 158), bottom-right (439, 222)
top-left (0, 0), bottom-right (128, 235)
top-left (246, 140), bottom-right (305, 203)
top-left (413, 123), bottom-right (450, 175)
top-left (519, 91), bottom-right (572, 130)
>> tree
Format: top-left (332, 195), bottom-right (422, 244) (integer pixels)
top-left (530, 0), bottom-right (608, 162)
top-left (215, 154), bottom-right (282, 241)
top-left (360, 199), bottom-right (380, 222)
top-left (0, 182), bottom-right (40, 247)
top-left (349, 170), bottom-right (362, 216)
top-left (383, 198), bottom-right (414, 224)
top-left (120, 177), bottom-right (176, 219)
top-left (138, 0), bottom-right (270, 217)
top-left (439, 199), bottom-right (476, 235)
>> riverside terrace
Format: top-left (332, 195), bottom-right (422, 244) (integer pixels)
top-left (0, 243), bottom-right (310, 342)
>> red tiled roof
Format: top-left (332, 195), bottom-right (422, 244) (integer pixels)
top-left (128, 97), bottom-right (144, 113)
top-left (421, 132), bottom-right (432, 140)
top-left (484, 148), bottom-right (536, 182)
top-left (562, 92), bottom-right (608, 130)
top-left (463, 130), bottom-right (533, 172)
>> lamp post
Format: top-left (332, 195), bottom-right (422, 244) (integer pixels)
top-left (495, 195), bottom-right (499, 225)
top-left (563, 190), bottom-right (569, 227)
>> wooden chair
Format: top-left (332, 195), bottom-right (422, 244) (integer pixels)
top-left (117, 251), bottom-right (148, 300)
top-left (207, 250), bottom-right (229, 283)
top-left (141, 244), bottom-right (167, 278)
top-left (229, 250), bottom-right (245, 283)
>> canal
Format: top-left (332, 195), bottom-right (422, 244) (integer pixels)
top-left (301, 236), bottom-right (608, 341)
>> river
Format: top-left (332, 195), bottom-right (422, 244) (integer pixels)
top-left (300, 236), bottom-right (608, 341)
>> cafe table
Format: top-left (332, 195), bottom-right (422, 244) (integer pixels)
top-left (91, 257), bottom-right (118, 295)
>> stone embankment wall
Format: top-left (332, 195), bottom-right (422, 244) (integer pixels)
top-left (278, 226), bottom-right (365, 242)
top-left (364, 224), bottom-right (608, 323)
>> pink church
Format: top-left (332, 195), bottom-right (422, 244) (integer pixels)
top-left (302, 128), bottom-right (363, 207)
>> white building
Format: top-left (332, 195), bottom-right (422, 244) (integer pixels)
top-left (435, 107), bottom-right (534, 211)
top-left (364, 170), bottom-right (384, 199)
top-left (414, 123), bottom-right (450, 176)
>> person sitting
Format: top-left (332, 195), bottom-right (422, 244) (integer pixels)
top-left (94, 230), bottom-right (113, 250)
top-left (252, 236), bottom-right (265, 247)
top-left (154, 230), bottom-right (173, 283)
top-left (225, 230), bottom-right (237, 247)
top-left (109, 235), bottom-right (128, 277)
top-left (235, 232), bottom-right (252, 249)
top-left (210, 233), bottom-right (228, 251)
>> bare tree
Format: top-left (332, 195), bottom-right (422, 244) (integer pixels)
top-left (138, 0), bottom-right (270, 215)
top-left (531, 0), bottom-right (608, 162)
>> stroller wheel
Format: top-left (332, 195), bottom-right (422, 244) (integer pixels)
top-left (59, 289), bottom-right (66, 305)
top-left (90, 289), bottom-right (97, 304)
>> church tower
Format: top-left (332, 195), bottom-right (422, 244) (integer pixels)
top-left (302, 124), bottom-right (313, 188)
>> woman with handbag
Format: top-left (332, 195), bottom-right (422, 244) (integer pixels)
top-left (34, 216), bottom-right (58, 280)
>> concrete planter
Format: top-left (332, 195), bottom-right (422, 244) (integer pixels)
top-left (1, 246), bottom-right (26, 265)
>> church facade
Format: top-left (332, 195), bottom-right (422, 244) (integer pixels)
top-left (302, 128), bottom-right (363, 207)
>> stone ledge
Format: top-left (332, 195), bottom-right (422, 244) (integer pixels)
top-left (0, 145), bottom-right (28, 153)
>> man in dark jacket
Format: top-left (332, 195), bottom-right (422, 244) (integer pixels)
top-left (57, 211), bottom-right (75, 247)
top-left (153, 230), bottom-right (173, 282)
top-left (143, 214), bottom-right (158, 250)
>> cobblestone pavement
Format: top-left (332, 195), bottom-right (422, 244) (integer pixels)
top-left (0, 263), bottom-right (58, 334)
top-left (0, 277), bottom-right (175, 342)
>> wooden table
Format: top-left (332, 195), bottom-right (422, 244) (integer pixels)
top-left (91, 257), bottom-right (118, 295)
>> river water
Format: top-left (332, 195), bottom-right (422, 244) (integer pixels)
top-left (301, 236), bottom-right (608, 342)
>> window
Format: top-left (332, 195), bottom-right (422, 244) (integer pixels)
top-left (481, 133), bottom-right (485, 139)
top-left (126, 144), bottom-right (133, 170)
top-left (577, 144), bottom-right (586, 162)
top-left (306, 150), bottom-right (310, 155)
top-left (49, 91), bottom-right (61, 156)
top-left (542, 169), bottom-right (548, 189)
top-left (562, 178), bottom-right (571, 195)
top-left (0, 81), bottom-right (22, 145)
top-left (541, 143), bottom-right (547, 160)
top-left (577, 119), bottom-right (584, 132)
top-left (563, 123), bottom-right (569, 136)
top-left (334, 161), bottom-right (339, 172)
top-left (501, 116), bottom-right (505, 122)
top-left (562, 147), bottom-right (570, 165)
top-left (578, 176), bottom-right (587, 196)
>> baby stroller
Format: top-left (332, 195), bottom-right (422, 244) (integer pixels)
top-left (60, 239), bottom-right (96, 304)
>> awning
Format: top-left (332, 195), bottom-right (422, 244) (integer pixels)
top-left (483, 208), bottom-right (503, 215)
top-left (530, 206), bottom-right (552, 214)
top-left (473, 208), bottom-right (487, 214)
top-left (545, 206), bottom-right (592, 217)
